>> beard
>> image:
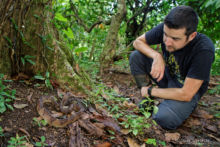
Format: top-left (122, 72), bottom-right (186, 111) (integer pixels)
top-left (165, 46), bottom-right (177, 52)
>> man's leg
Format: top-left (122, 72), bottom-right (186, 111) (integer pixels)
top-left (152, 91), bottom-right (201, 130)
top-left (129, 50), bottom-right (167, 88)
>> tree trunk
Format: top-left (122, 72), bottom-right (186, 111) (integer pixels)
top-left (100, 0), bottom-right (126, 73)
top-left (0, 0), bottom-right (89, 94)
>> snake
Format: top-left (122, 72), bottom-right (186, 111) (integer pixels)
top-left (37, 95), bottom-right (85, 128)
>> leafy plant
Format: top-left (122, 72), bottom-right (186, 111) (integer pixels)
top-left (0, 74), bottom-right (16, 113)
top-left (35, 136), bottom-right (48, 147)
top-left (33, 117), bottom-right (48, 127)
top-left (34, 71), bottom-right (53, 89)
top-left (211, 49), bottom-right (220, 76)
top-left (21, 55), bottom-right (36, 65)
top-left (145, 138), bottom-right (157, 146)
top-left (120, 114), bottom-right (151, 136)
top-left (7, 134), bottom-right (27, 147)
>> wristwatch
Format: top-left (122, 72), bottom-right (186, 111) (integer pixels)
top-left (148, 86), bottom-right (153, 98)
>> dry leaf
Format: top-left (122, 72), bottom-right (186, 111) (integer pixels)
top-left (27, 92), bottom-right (33, 102)
top-left (13, 103), bottom-right (28, 109)
top-left (121, 129), bottom-right (130, 135)
top-left (113, 85), bottom-right (120, 95)
top-left (127, 137), bottom-right (140, 147)
top-left (193, 109), bottom-right (213, 119)
top-left (51, 111), bottom-right (64, 117)
top-left (24, 143), bottom-right (34, 147)
top-left (95, 142), bottom-right (112, 147)
top-left (101, 90), bottom-right (110, 99)
top-left (184, 118), bottom-right (201, 127)
top-left (205, 125), bottom-right (217, 133)
top-left (123, 101), bottom-right (137, 109)
top-left (165, 132), bottom-right (180, 142)
top-left (207, 133), bottom-right (220, 142)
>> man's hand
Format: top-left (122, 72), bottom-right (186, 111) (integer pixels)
top-left (150, 53), bottom-right (165, 82)
top-left (141, 86), bottom-right (151, 97)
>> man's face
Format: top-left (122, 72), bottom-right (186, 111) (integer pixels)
top-left (163, 24), bottom-right (195, 52)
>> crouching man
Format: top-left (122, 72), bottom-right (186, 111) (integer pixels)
top-left (129, 5), bottom-right (215, 130)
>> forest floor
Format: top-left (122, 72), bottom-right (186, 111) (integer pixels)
top-left (0, 71), bottom-right (219, 147)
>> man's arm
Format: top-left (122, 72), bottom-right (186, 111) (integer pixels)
top-left (141, 77), bottom-right (203, 101)
top-left (133, 34), bottom-right (165, 81)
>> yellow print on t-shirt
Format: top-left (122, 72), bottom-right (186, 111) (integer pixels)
top-left (166, 53), bottom-right (184, 84)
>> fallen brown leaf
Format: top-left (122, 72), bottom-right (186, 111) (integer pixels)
top-left (165, 132), bottom-right (181, 142)
top-left (51, 111), bottom-right (64, 118)
top-left (123, 101), bottom-right (137, 109)
top-left (127, 137), bottom-right (140, 147)
top-left (205, 125), bottom-right (218, 133)
top-left (95, 142), bottom-right (112, 147)
top-left (193, 109), bottom-right (213, 119)
top-left (13, 103), bottom-right (28, 109)
top-left (24, 143), bottom-right (34, 147)
top-left (121, 129), bottom-right (130, 135)
top-left (184, 118), bottom-right (201, 127)
top-left (27, 91), bottom-right (33, 102)
top-left (113, 85), bottom-right (120, 95)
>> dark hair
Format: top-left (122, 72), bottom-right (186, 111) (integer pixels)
top-left (164, 5), bottom-right (198, 36)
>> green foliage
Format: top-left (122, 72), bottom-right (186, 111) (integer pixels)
top-left (7, 134), bottom-right (27, 147)
top-left (145, 138), bottom-right (157, 146)
top-left (10, 18), bottom-right (34, 48)
top-left (35, 136), bottom-right (48, 147)
top-left (0, 74), bottom-right (16, 114)
top-left (211, 49), bottom-right (220, 75)
top-left (34, 71), bottom-right (53, 89)
top-left (120, 114), bottom-right (151, 136)
top-left (21, 55), bottom-right (36, 65)
top-left (33, 117), bottom-right (48, 127)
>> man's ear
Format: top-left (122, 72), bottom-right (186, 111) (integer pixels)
top-left (189, 32), bottom-right (197, 41)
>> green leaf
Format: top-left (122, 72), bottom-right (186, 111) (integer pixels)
top-left (45, 71), bottom-right (50, 78)
top-left (64, 27), bottom-right (74, 39)
top-left (153, 105), bottom-right (158, 114)
top-left (125, 123), bottom-right (129, 128)
top-left (0, 104), bottom-right (6, 113)
top-left (132, 129), bottom-right (138, 136)
top-left (21, 57), bottom-right (25, 65)
top-left (24, 55), bottom-right (35, 59)
top-left (41, 136), bottom-right (46, 142)
top-left (34, 75), bottom-right (45, 80)
top-left (159, 140), bottom-right (166, 146)
top-left (143, 111), bottom-right (151, 119)
top-left (214, 112), bottom-right (220, 118)
top-left (74, 47), bottom-right (88, 53)
top-left (6, 104), bottom-right (14, 111)
top-left (46, 46), bottom-right (54, 50)
top-left (35, 142), bottom-right (42, 146)
top-left (26, 59), bottom-right (36, 65)
top-left (146, 138), bottom-right (157, 146)
top-left (55, 13), bottom-right (68, 22)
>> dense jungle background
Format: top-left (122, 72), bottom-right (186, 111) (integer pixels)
top-left (0, 0), bottom-right (220, 146)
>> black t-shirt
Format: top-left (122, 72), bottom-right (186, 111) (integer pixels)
top-left (145, 23), bottom-right (215, 97)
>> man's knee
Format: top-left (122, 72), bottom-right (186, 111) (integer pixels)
top-left (129, 50), bottom-right (142, 64)
top-left (152, 105), bottom-right (183, 130)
